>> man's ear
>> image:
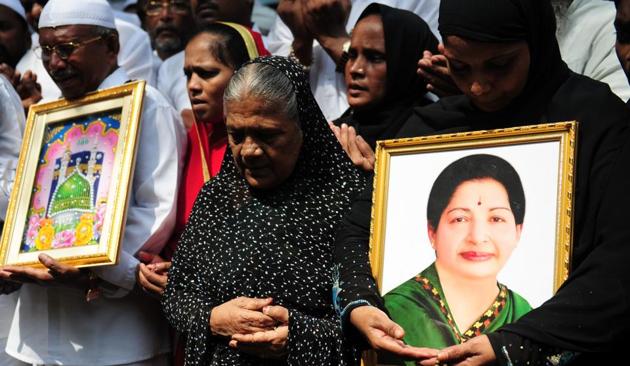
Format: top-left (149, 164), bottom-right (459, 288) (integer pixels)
top-left (105, 31), bottom-right (120, 56)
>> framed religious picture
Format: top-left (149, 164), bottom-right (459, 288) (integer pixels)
top-left (0, 81), bottom-right (145, 269)
top-left (366, 122), bottom-right (577, 366)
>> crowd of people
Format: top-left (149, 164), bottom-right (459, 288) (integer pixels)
top-left (0, 0), bottom-right (629, 365)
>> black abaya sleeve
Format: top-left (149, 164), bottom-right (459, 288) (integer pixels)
top-left (489, 75), bottom-right (630, 363)
top-left (333, 185), bottom-right (385, 329)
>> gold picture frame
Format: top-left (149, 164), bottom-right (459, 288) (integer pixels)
top-left (365, 122), bottom-right (576, 365)
top-left (0, 81), bottom-right (145, 268)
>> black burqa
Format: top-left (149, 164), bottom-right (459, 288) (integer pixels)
top-left (162, 56), bottom-right (368, 365)
top-left (334, 3), bottom-right (439, 149)
top-left (334, 0), bottom-right (630, 363)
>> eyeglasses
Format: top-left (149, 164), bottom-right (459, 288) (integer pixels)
top-left (35, 36), bottom-right (103, 61)
top-left (145, 0), bottom-right (190, 16)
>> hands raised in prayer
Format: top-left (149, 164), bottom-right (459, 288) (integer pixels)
top-left (278, 0), bottom-right (351, 65)
top-left (0, 253), bottom-right (89, 290)
top-left (329, 122), bottom-right (375, 172)
top-left (0, 63), bottom-right (42, 113)
top-left (277, 0), bottom-right (311, 43)
top-left (229, 305), bottom-right (289, 359)
top-left (418, 335), bottom-right (496, 366)
top-left (302, 0), bottom-right (351, 40)
top-left (417, 44), bottom-right (461, 98)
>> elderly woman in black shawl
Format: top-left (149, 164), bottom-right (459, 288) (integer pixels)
top-left (334, 0), bottom-right (630, 364)
top-left (162, 56), bottom-right (367, 365)
top-left (330, 3), bottom-right (438, 171)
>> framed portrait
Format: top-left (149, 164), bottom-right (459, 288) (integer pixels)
top-left (367, 122), bottom-right (576, 365)
top-left (0, 81), bottom-right (145, 269)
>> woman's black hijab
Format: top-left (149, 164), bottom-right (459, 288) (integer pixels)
top-left (163, 56), bottom-right (368, 364)
top-left (336, 3), bottom-right (438, 148)
top-left (399, 0), bottom-right (571, 136)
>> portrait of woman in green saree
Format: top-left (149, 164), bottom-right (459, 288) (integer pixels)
top-left (381, 154), bottom-right (532, 365)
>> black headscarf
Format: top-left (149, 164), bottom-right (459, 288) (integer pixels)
top-left (397, 0), bottom-right (571, 134)
top-left (334, 3), bottom-right (439, 149)
top-left (335, 0), bottom-right (630, 361)
top-left (163, 56), bottom-right (367, 365)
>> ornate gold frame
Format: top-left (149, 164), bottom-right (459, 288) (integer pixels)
top-left (363, 121), bottom-right (576, 366)
top-left (370, 121), bottom-right (576, 294)
top-left (0, 81), bottom-right (145, 268)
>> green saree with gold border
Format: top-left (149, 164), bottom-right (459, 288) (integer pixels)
top-left (380, 263), bottom-right (532, 365)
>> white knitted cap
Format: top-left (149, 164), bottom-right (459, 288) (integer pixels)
top-left (0, 0), bottom-right (26, 21)
top-left (39, 0), bottom-right (116, 29)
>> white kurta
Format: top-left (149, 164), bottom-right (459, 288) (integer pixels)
top-left (156, 51), bottom-right (189, 113)
top-left (5, 68), bottom-right (186, 365)
top-left (558, 0), bottom-right (630, 102)
top-left (265, 0), bottom-right (441, 121)
top-left (0, 74), bottom-right (24, 366)
top-left (16, 19), bottom-right (156, 102)
top-left (0, 75), bottom-right (23, 219)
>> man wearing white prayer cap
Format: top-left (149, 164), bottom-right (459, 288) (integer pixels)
top-left (0, 0), bottom-right (31, 68)
top-left (0, 0), bottom-right (185, 365)
top-left (15, 0), bottom-right (157, 103)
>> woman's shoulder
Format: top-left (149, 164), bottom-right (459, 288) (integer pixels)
top-left (396, 96), bottom-right (472, 138)
top-left (549, 73), bottom-right (630, 129)
top-left (502, 286), bottom-right (533, 318)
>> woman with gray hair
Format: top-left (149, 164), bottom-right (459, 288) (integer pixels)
top-left (162, 56), bottom-right (367, 365)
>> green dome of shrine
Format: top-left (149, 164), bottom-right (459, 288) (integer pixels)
top-left (49, 171), bottom-right (92, 216)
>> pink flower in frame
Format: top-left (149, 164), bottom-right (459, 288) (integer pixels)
top-left (53, 230), bottom-right (75, 249)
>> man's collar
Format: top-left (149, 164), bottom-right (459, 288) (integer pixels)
top-left (98, 67), bottom-right (129, 90)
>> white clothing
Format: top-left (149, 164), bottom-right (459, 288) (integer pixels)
top-left (39, 0), bottom-right (117, 30)
top-left (0, 0), bottom-right (26, 20)
top-left (16, 19), bottom-right (156, 102)
top-left (5, 67), bottom-right (185, 366)
top-left (0, 74), bottom-right (23, 219)
top-left (115, 18), bottom-right (156, 86)
top-left (113, 8), bottom-right (141, 27)
top-left (265, 0), bottom-right (440, 121)
top-left (151, 51), bottom-right (163, 94)
top-left (0, 74), bottom-right (23, 366)
top-left (557, 0), bottom-right (630, 102)
top-left (156, 51), bottom-right (189, 113)
top-left (156, 24), bottom-right (267, 113)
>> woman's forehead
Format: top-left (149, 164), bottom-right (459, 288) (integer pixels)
top-left (443, 35), bottom-right (528, 62)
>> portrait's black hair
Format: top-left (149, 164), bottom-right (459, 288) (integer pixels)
top-left (191, 23), bottom-right (250, 70)
top-left (426, 154), bottom-right (526, 230)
